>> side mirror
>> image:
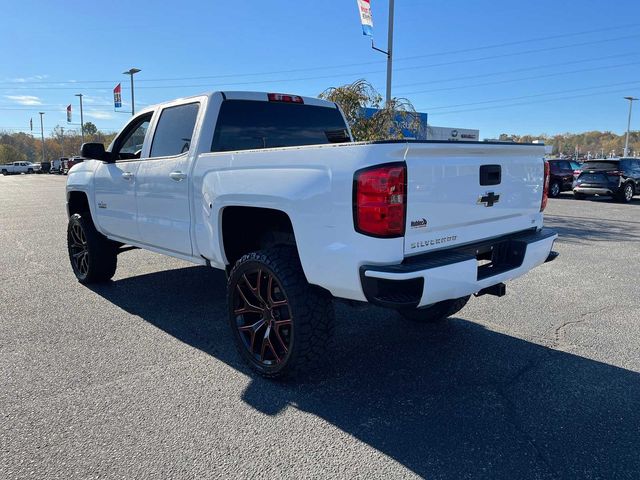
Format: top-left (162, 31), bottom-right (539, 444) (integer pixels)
top-left (80, 142), bottom-right (112, 162)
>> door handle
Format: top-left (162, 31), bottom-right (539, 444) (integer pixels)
top-left (122, 171), bottom-right (134, 181)
top-left (169, 171), bottom-right (187, 181)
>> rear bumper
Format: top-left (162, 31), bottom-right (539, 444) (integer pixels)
top-left (360, 228), bottom-right (558, 309)
top-left (573, 186), bottom-right (615, 195)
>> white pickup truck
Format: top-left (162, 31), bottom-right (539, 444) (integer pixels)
top-left (66, 91), bottom-right (558, 378)
top-left (1, 161), bottom-right (41, 175)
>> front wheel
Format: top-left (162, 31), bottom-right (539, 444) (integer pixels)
top-left (227, 247), bottom-right (334, 379)
top-left (398, 296), bottom-right (470, 323)
top-left (67, 213), bottom-right (118, 283)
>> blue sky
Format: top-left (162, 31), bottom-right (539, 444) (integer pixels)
top-left (1, 0), bottom-right (639, 139)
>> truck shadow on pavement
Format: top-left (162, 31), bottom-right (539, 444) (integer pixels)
top-left (90, 265), bottom-right (640, 480)
top-left (544, 213), bottom-right (640, 244)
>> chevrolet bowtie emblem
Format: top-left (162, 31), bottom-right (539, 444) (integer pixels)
top-left (478, 192), bottom-right (500, 207)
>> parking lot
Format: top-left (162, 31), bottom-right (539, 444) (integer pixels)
top-left (1, 174), bottom-right (639, 479)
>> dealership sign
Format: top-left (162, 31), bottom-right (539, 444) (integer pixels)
top-left (357, 0), bottom-right (373, 36)
top-left (113, 83), bottom-right (122, 109)
top-left (66, 105), bottom-right (72, 123)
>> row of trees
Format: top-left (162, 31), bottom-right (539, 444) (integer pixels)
top-left (1, 80), bottom-right (638, 163)
top-left (0, 123), bottom-right (117, 164)
top-left (498, 131), bottom-right (640, 157)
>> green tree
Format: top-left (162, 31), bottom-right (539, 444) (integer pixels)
top-left (319, 79), bottom-right (421, 141)
top-left (0, 144), bottom-right (27, 164)
top-left (83, 122), bottom-right (98, 136)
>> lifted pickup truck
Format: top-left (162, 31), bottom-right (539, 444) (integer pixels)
top-left (2, 161), bottom-right (40, 175)
top-left (66, 91), bottom-right (557, 378)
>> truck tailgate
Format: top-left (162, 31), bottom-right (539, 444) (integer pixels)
top-left (403, 143), bottom-right (545, 257)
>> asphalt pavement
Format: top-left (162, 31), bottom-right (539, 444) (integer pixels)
top-left (1, 174), bottom-right (639, 479)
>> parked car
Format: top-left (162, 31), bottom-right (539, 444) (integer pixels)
top-left (1, 161), bottom-right (41, 175)
top-left (573, 158), bottom-right (640, 202)
top-left (38, 161), bottom-right (51, 173)
top-left (548, 159), bottom-right (579, 197)
top-left (63, 156), bottom-right (84, 175)
top-left (50, 158), bottom-right (66, 174)
top-left (66, 90), bottom-right (558, 378)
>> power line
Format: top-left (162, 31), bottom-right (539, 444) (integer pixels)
top-left (1, 31), bottom-right (639, 93)
top-left (423, 87), bottom-right (640, 116)
top-left (394, 51), bottom-right (639, 90)
top-left (398, 60), bottom-right (640, 96)
top-left (422, 81), bottom-right (640, 111)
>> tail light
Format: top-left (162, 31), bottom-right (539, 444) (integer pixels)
top-left (354, 163), bottom-right (406, 237)
top-left (541, 160), bottom-right (550, 212)
top-left (268, 93), bottom-right (304, 104)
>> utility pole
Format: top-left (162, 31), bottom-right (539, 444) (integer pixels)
top-left (623, 96), bottom-right (638, 157)
top-left (38, 112), bottom-right (45, 163)
top-left (75, 93), bottom-right (85, 144)
top-left (370, 0), bottom-right (395, 106)
top-left (123, 68), bottom-right (141, 116)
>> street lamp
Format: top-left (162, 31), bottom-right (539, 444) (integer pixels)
top-left (38, 112), bottom-right (45, 163)
top-left (122, 68), bottom-right (141, 116)
top-left (75, 93), bottom-right (85, 144)
top-left (623, 96), bottom-right (638, 157)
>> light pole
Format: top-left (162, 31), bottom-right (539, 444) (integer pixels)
top-left (123, 68), bottom-right (141, 116)
top-left (75, 93), bottom-right (85, 144)
top-left (623, 96), bottom-right (638, 157)
top-left (60, 126), bottom-right (64, 158)
top-left (38, 112), bottom-right (45, 163)
top-left (370, 0), bottom-right (395, 106)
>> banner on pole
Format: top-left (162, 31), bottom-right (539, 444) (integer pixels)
top-left (66, 105), bottom-right (72, 123)
top-left (114, 83), bottom-right (122, 108)
top-left (357, 0), bottom-right (373, 37)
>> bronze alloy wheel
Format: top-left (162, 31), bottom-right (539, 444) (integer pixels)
top-left (232, 268), bottom-right (293, 367)
top-left (69, 222), bottom-right (90, 278)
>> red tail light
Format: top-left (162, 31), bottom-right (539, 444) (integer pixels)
top-left (354, 163), bottom-right (406, 237)
top-left (268, 93), bottom-right (304, 104)
top-left (541, 160), bottom-right (550, 212)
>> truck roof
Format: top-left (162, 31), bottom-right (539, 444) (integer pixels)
top-left (138, 91), bottom-right (337, 115)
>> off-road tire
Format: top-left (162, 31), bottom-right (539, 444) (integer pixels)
top-left (227, 246), bottom-right (334, 379)
top-left (67, 213), bottom-right (117, 284)
top-left (398, 296), bottom-right (470, 323)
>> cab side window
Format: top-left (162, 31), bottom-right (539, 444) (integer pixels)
top-left (149, 103), bottom-right (200, 158)
top-left (112, 113), bottom-right (153, 160)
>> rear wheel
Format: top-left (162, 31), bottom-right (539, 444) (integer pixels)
top-left (228, 247), bottom-right (334, 379)
top-left (549, 181), bottom-right (561, 198)
top-left (398, 296), bottom-right (470, 323)
top-left (617, 183), bottom-right (634, 203)
top-left (67, 213), bottom-right (118, 284)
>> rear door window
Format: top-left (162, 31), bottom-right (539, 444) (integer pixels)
top-left (211, 100), bottom-right (350, 152)
top-left (150, 103), bottom-right (200, 158)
